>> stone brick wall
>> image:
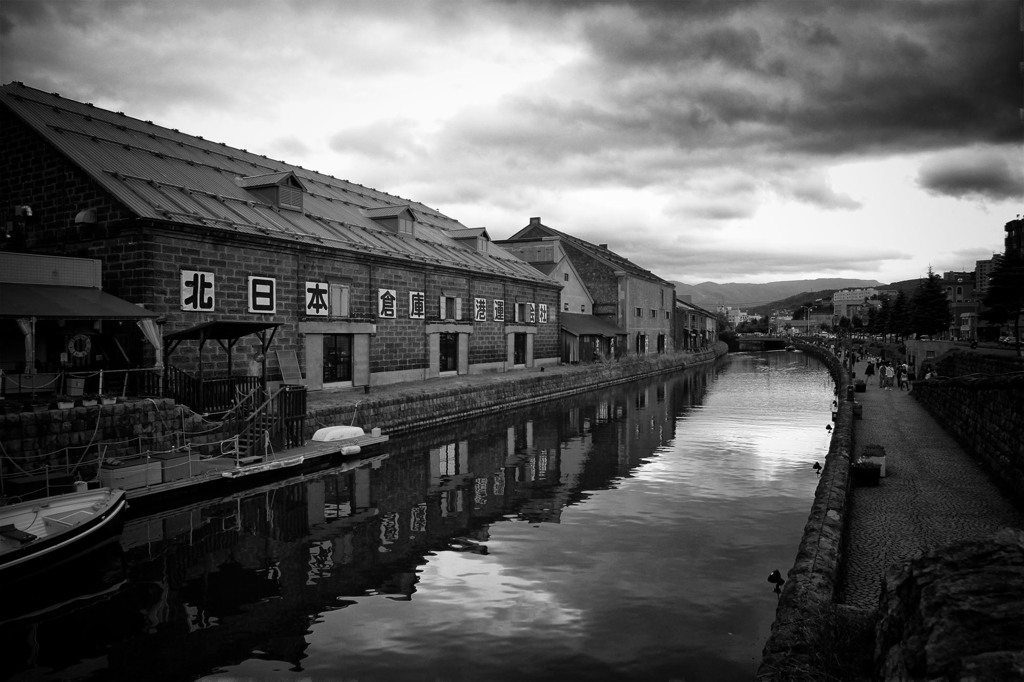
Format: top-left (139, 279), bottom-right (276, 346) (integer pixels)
top-left (935, 349), bottom-right (1024, 379)
top-left (0, 399), bottom-right (233, 485)
top-left (1, 106), bottom-right (136, 249)
top-left (912, 374), bottom-right (1024, 507)
top-left (307, 345), bottom-right (726, 438)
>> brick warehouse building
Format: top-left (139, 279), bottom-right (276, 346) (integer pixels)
top-left (0, 82), bottom-right (561, 399)
top-left (498, 218), bottom-right (676, 357)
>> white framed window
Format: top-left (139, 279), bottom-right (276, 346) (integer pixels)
top-left (440, 296), bottom-right (462, 320)
top-left (330, 283), bottom-right (350, 317)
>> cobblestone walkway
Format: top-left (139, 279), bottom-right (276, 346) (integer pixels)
top-left (837, 359), bottom-right (1024, 609)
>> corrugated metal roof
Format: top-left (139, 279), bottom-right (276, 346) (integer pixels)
top-left (2, 82), bottom-right (550, 285)
top-left (560, 312), bottom-right (626, 337)
top-left (503, 219), bottom-right (671, 286)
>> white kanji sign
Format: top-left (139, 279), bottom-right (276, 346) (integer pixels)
top-left (248, 276), bottom-right (276, 313)
top-left (409, 291), bottom-right (425, 319)
top-left (474, 297), bottom-right (487, 322)
top-left (539, 303), bottom-right (548, 323)
top-left (181, 270), bottom-right (215, 311)
top-left (378, 289), bottom-right (397, 318)
top-left (493, 299), bottom-right (505, 322)
top-left (528, 302), bottom-right (536, 323)
top-left (305, 281), bottom-right (329, 317)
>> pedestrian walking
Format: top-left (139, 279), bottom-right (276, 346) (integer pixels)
top-left (865, 361), bottom-right (875, 385)
top-left (884, 363), bottom-right (895, 390)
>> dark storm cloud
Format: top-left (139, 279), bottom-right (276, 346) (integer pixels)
top-left (497, 0), bottom-right (1020, 158)
top-left (917, 150), bottom-right (1024, 202)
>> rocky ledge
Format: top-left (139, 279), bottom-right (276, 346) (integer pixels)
top-left (876, 528), bottom-right (1024, 681)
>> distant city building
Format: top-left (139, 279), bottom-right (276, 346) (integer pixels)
top-left (975, 257), bottom-right (1000, 295)
top-left (832, 288), bottom-right (880, 321)
top-left (1005, 217), bottom-right (1023, 259)
top-left (942, 271), bottom-right (977, 340)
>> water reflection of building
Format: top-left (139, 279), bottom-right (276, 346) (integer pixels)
top-left (8, 365), bottom-right (720, 679)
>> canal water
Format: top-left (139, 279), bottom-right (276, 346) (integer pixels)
top-left (1, 350), bottom-right (835, 682)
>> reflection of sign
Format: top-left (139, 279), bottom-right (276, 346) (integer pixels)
top-left (409, 291), bottom-right (425, 319)
top-left (493, 299), bottom-right (505, 322)
top-left (378, 289), bottom-right (397, 318)
top-left (474, 297), bottom-right (487, 322)
top-left (68, 334), bottom-right (91, 358)
top-left (248, 276), bottom-right (276, 313)
top-left (305, 281), bottom-right (329, 316)
top-left (181, 270), bottom-right (215, 311)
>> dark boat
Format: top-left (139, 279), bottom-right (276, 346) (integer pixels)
top-left (0, 487), bottom-right (127, 581)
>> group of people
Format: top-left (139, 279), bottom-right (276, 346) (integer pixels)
top-left (863, 358), bottom-right (912, 391)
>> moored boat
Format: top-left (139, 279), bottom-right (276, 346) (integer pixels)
top-left (0, 487), bottom-right (128, 580)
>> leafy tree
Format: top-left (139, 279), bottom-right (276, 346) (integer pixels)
top-left (981, 252), bottom-right (1024, 356)
top-left (852, 314), bottom-right (864, 330)
top-left (838, 316), bottom-right (851, 331)
top-left (911, 267), bottom-right (952, 338)
top-left (866, 306), bottom-right (879, 334)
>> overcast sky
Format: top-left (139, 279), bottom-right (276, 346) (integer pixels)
top-left (2, 0), bottom-right (1021, 285)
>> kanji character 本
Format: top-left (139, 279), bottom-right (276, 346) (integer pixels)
top-left (306, 281), bottom-right (329, 316)
top-left (181, 270), bottom-right (215, 311)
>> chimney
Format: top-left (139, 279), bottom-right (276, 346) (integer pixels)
top-left (529, 217), bottom-right (541, 225)
top-left (599, 243), bottom-right (608, 249)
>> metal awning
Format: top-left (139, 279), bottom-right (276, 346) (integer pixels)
top-left (0, 283), bottom-right (158, 319)
top-left (560, 312), bottom-right (626, 337)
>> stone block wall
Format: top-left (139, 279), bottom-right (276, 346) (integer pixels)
top-left (0, 399), bottom-right (233, 485)
top-left (0, 106), bottom-right (136, 248)
top-left (936, 349), bottom-right (1024, 379)
top-left (758, 341), bottom-right (853, 680)
top-left (912, 374), bottom-right (1024, 507)
top-left (307, 346), bottom-right (725, 438)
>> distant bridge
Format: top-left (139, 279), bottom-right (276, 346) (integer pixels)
top-left (734, 336), bottom-right (790, 352)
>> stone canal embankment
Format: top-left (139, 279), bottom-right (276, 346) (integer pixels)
top-left (756, 341), bottom-right (855, 679)
top-left (305, 345), bottom-right (727, 438)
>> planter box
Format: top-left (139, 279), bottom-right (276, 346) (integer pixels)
top-left (100, 458), bottom-right (161, 490)
top-left (851, 461), bottom-right (881, 487)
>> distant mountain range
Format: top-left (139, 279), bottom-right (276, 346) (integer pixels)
top-left (672, 278), bottom-right (885, 310)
